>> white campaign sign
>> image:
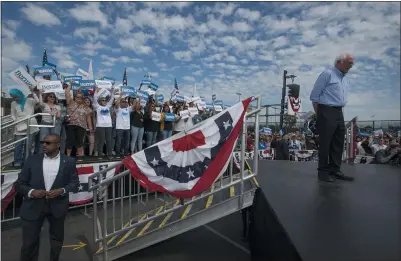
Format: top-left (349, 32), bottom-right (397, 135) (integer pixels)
top-left (96, 88), bottom-right (111, 98)
top-left (38, 80), bottom-right (63, 93)
top-left (56, 90), bottom-right (73, 100)
top-left (9, 66), bottom-right (37, 95)
top-left (151, 112), bottom-right (161, 121)
top-left (191, 96), bottom-right (202, 104)
top-left (180, 110), bottom-right (189, 119)
top-left (214, 105), bottom-right (223, 112)
top-left (188, 107), bottom-right (199, 115)
top-left (95, 80), bottom-right (113, 89)
top-left (76, 68), bottom-right (89, 80)
top-left (197, 101), bottom-right (206, 110)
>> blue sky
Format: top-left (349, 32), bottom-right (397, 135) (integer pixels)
top-left (2, 1), bottom-right (400, 121)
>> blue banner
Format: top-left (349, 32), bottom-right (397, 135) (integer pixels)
top-left (141, 80), bottom-right (151, 86)
top-left (214, 100), bottom-right (223, 106)
top-left (136, 90), bottom-right (149, 100)
top-left (174, 94), bottom-right (185, 102)
top-left (206, 103), bottom-right (214, 109)
top-left (157, 94), bottom-right (164, 103)
top-left (44, 61), bottom-right (57, 69)
top-left (149, 82), bottom-right (159, 91)
top-left (164, 113), bottom-right (175, 122)
top-left (63, 75), bottom-right (82, 83)
top-left (79, 80), bottom-right (96, 94)
top-left (121, 86), bottom-right (136, 97)
top-left (33, 66), bottom-right (55, 76)
top-left (101, 76), bottom-right (115, 85)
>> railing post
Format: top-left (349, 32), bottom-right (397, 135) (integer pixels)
top-left (239, 115), bottom-right (246, 209)
top-left (93, 187), bottom-right (98, 250)
top-left (253, 96), bottom-right (261, 175)
top-left (102, 189), bottom-right (109, 261)
top-left (25, 121), bottom-right (31, 160)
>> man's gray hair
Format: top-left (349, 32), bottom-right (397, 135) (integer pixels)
top-left (334, 54), bottom-right (349, 66)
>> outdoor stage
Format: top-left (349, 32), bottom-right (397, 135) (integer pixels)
top-left (249, 160), bottom-right (401, 261)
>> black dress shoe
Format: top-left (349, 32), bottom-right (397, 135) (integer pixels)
top-left (333, 170), bottom-right (354, 181)
top-left (318, 172), bottom-right (336, 183)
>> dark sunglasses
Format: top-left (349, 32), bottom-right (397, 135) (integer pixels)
top-left (48, 95), bottom-right (55, 98)
top-left (40, 141), bottom-right (58, 145)
top-left (75, 96), bottom-right (83, 99)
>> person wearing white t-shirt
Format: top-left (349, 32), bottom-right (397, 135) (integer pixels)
top-left (93, 86), bottom-right (114, 157)
top-left (114, 97), bottom-right (133, 156)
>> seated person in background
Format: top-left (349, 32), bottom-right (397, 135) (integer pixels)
top-left (374, 139), bottom-right (401, 164)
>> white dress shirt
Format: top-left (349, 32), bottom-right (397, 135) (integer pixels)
top-left (28, 152), bottom-right (63, 197)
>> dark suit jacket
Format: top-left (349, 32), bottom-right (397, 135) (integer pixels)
top-left (271, 140), bottom-right (290, 160)
top-left (16, 153), bottom-right (79, 220)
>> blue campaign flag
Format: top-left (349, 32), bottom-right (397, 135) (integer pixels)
top-left (214, 100), bottom-right (223, 106)
top-left (121, 86), bottom-right (136, 97)
top-left (63, 75), bottom-right (82, 83)
top-left (206, 103), bottom-right (214, 109)
top-left (141, 80), bottom-right (151, 86)
top-left (174, 94), bottom-right (185, 102)
top-left (157, 94), bottom-right (164, 103)
top-left (136, 90), bottom-right (149, 100)
top-left (80, 80), bottom-right (96, 94)
top-left (44, 61), bottom-right (57, 69)
top-left (200, 96), bottom-right (205, 101)
top-left (164, 113), bottom-right (175, 122)
top-left (33, 66), bottom-right (55, 76)
top-left (101, 76), bottom-right (115, 85)
top-left (149, 82), bottom-right (159, 91)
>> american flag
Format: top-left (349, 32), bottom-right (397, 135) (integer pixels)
top-left (122, 68), bottom-right (127, 86)
top-left (70, 162), bottom-right (119, 204)
top-left (122, 97), bottom-right (253, 198)
top-left (174, 78), bottom-right (179, 93)
top-left (42, 48), bottom-right (48, 66)
top-left (1, 172), bottom-right (18, 212)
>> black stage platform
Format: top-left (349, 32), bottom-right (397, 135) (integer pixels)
top-left (249, 160), bottom-right (401, 261)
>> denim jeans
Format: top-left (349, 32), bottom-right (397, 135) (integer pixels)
top-left (162, 129), bottom-right (172, 140)
top-left (131, 126), bottom-right (144, 153)
top-left (115, 129), bottom-right (130, 155)
top-left (14, 133), bottom-right (36, 166)
top-left (146, 131), bottom-right (158, 147)
top-left (39, 122), bottom-right (61, 151)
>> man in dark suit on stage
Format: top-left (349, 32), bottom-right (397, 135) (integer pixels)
top-left (310, 54), bottom-right (355, 183)
top-left (16, 133), bottom-right (79, 261)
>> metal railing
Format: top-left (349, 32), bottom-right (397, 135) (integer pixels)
top-left (87, 96), bottom-right (262, 261)
top-left (343, 116), bottom-right (358, 163)
top-left (1, 113), bottom-right (56, 159)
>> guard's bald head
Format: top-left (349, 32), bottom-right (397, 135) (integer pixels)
top-left (45, 133), bottom-right (61, 143)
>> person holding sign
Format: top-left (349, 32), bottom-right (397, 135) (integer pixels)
top-left (10, 88), bottom-right (40, 166)
top-left (64, 83), bottom-right (93, 157)
top-left (93, 85), bottom-right (115, 157)
top-left (160, 102), bottom-right (180, 140)
top-left (114, 97), bottom-right (133, 156)
top-left (144, 100), bottom-right (161, 147)
top-left (38, 90), bottom-right (61, 150)
top-left (130, 97), bottom-right (145, 153)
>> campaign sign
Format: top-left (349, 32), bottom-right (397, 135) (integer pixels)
top-left (96, 88), bottom-right (111, 99)
top-left (121, 86), bottom-right (136, 97)
top-left (180, 110), bottom-right (189, 119)
top-left (38, 80), bottom-right (63, 93)
top-left (174, 94), bottom-right (185, 102)
top-left (151, 112), bottom-right (161, 122)
top-left (197, 101), bottom-right (206, 110)
top-left (164, 113), bottom-right (175, 122)
top-left (214, 105), bottom-right (223, 112)
top-left (205, 103), bottom-right (214, 109)
top-left (95, 80), bottom-right (113, 89)
top-left (44, 61), bottom-right (57, 69)
top-left (141, 80), bottom-right (151, 86)
top-left (76, 68), bottom-right (89, 80)
top-left (80, 80), bottom-right (96, 95)
top-left (101, 77), bottom-right (115, 85)
top-left (214, 100), bottom-right (223, 106)
top-left (149, 82), bottom-right (159, 91)
top-left (184, 96), bottom-right (192, 102)
top-left (188, 107), bottom-right (199, 115)
top-left (157, 94), bottom-right (164, 103)
top-left (33, 67), bottom-right (55, 76)
top-left (9, 67), bottom-right (37, 95)
top-left (136, 90), bottom-right (149, 101)
top-left (200, 96), bottom-right (205, 101)
top-left (144, 88), bottom-right (156, 96)
top-left (63, 75), bottom-right (82, 83)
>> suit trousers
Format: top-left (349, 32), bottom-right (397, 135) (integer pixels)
top-left (20, 202), bottom-right (65, 261)
top-left (317, 104), bottom-right (345, 173)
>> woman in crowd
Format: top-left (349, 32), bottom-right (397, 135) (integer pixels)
top-left (130, 97), bottom-right (144, 153)
top-left (83, 96), bottom-right (95, 156)
top-left (38, 91), bottom-right (61, 150)
top-left (160, 102), bottom-right (174, 140)
top-left (114, 97), bottom-right (133, 156)
top-left (144, 100), bottom-right (161, 147)
top-left (93, 87), bottom-right (115, 157)
top-left (9, 88), bottom-right (40, 166)
top-left (65, 83), bottom-right (93, 156)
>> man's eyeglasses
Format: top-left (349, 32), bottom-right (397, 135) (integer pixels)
top-left (75, 96), bottom-right (83, 99)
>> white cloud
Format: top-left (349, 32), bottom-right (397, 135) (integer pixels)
top-left (232, 21), bottom-right (253, 32)
top-left (73, 27), bottom-right (107, 42)
top-left (183, 76), bottom-right (195, 82)
top-left (235, 8), bottom-right (261, 22)
top-left (21, 3), bottom-right (61, 27)
top-left (172, 51), bottom-right (192, 61)
top-left (69, 2), bottom-right (109, 28)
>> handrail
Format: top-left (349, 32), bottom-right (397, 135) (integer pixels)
top-left (1, 113), bottom-right (56, 130)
